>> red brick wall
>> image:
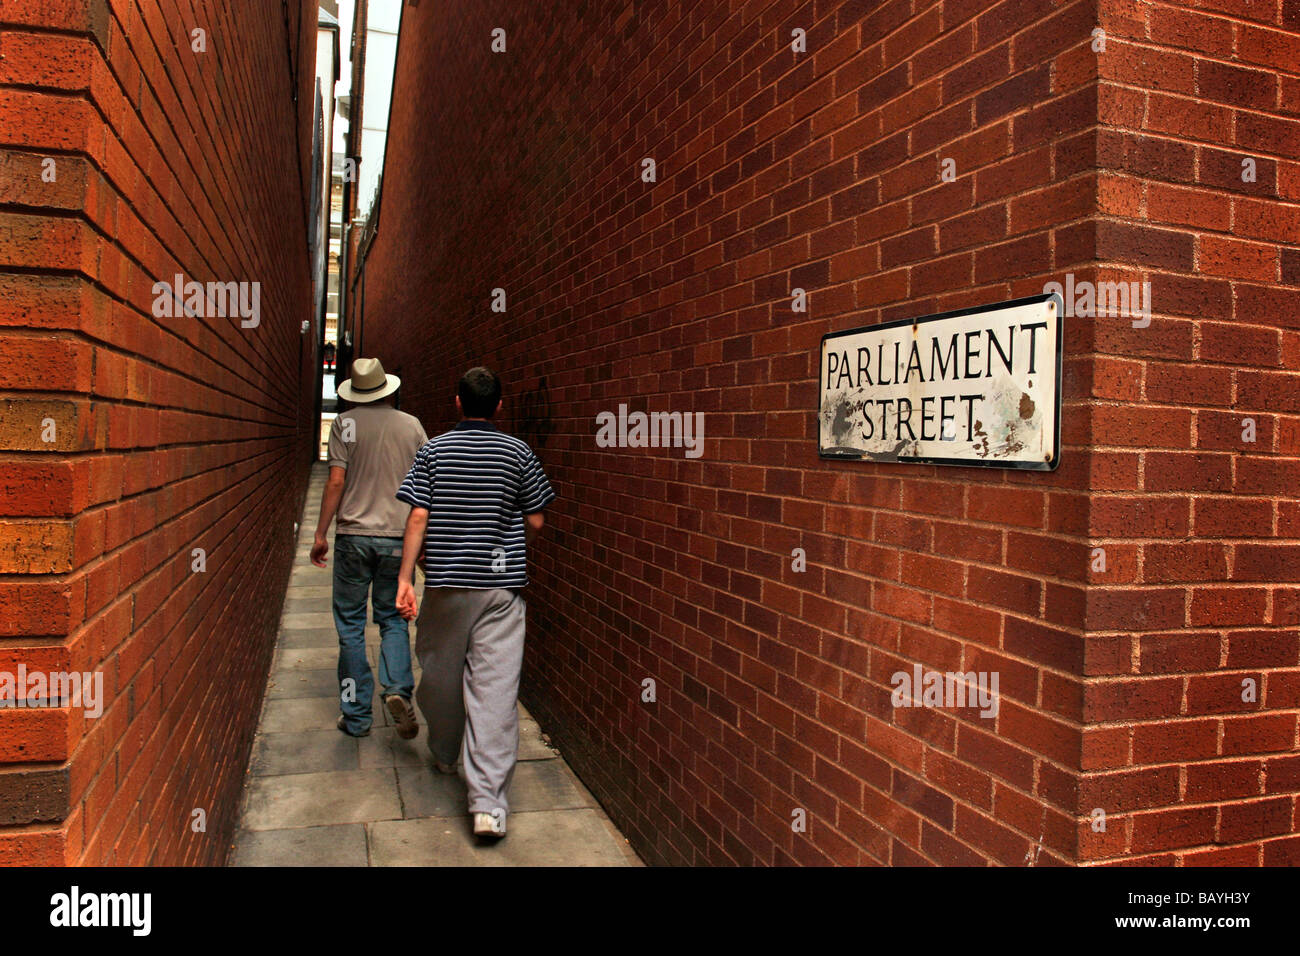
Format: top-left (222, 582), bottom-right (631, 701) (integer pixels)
top-left (0, 0), bottom-right (318, 864)
top-left (359, 0), bottom-right (1298, 865)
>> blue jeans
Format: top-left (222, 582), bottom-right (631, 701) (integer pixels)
top-left (332, 534), bottom-right (414, 734)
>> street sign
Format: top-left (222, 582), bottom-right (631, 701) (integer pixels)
top-left (818, 293), bottom-right (1063, 470)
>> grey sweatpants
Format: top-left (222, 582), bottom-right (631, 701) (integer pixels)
top-left (413, 587), bottom-right (526, 817)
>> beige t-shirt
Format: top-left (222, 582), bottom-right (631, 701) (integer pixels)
top-left (327, 404), bottom-right (428, 537)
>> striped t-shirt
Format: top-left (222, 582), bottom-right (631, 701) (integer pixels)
top-left (395, 420), bottom-right (555, 589)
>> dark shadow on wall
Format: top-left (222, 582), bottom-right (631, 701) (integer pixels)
top-left (515, 375), bottom-right (554, 447)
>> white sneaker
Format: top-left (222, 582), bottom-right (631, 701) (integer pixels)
top-left (473, 811), bottom-right (506, 838)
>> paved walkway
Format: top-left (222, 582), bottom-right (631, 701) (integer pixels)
top-left (230, 464), bottom-right (640, 866)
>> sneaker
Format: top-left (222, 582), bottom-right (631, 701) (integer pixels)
top-left (385, 695), bottom-right (418, 740)
top-left (473, 811), bottom-right (506, 838)
top-left (337, 715), bottom-right (370, 737)
top-left (433, 760), bottom-right (457, 774)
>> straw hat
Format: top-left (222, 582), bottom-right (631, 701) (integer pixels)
top-left (337, 357), bottom-right (400, 403)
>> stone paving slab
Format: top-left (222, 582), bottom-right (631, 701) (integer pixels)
top-left (272, 646), bottom-right (338, 671)
top-left (231, 824), bottom-right (368, 867)
top-left (266, 667), bottom-right (340, 700)
top-left (514, 758), bottom-right (599, 810)
top-left (358, 726), bottom-right (432, 769)
top-left (283, 599), bottom-right (331, 614)
top-left (260, 695), bottom-right (359, 734)
top-left (395, 767), bottom-right (466, 818)
top-left (242, 768), bottom-right (403, 830)
top-left (281, 612), bottom-right (336, 630)
top-left (286, 586), bottom-right (333, 599)
top-left (291, 568), bottom-right (332, 577)
top-left (518, 718), bottom-right (561, 761)
top-left (231, 466), bottom-right (641, 867)
top-left (251, 730), bottom-right (359, 776)
top-left (368, 810), bottom-right (639, 867)
top-left (279, 627), bottom-right (339, 648)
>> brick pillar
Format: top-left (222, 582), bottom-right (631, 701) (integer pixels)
top-left (0, 0), bottom-right (318, 864)
top-left (1076, 0), bottom-right (1300, 865)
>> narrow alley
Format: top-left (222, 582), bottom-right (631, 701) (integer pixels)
top-left (229, 466), bottom-right (640, 866)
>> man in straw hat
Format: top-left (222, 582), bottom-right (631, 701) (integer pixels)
top-left (311, 357), bottom-right (427, 739)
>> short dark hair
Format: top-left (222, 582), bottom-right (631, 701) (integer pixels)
top-left (458, 367), bottom-right (502, 418)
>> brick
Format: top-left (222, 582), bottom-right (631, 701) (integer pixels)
top-left (1096, 221), bottom-right (1194, 271)
top-left (1147, 5), bottom-right (1234, 57)
top-left (1221, 714), bottom-right (1298, 756)
top-left (1219, 797), bottom-right (1293, 843)
top-left (1196, 60), bottom-right (1277, 111)
top-left (1235, 198), bottom-right (1300, 244)
top-left (1078, 766), bottom-right (1180, 813)
top-left (0, 765), bottom-right (70, 825)
top-left (1143, 452), bottom-right (1234, 493)
top-left (1086, 677), bottom-right (1184, 722)
top-left (1143, 543), bottom-right (1229, 584)
top-left (1262, 837), bottom-right (1300, 866)
top-left (1014, 84), bottom-right (1096, 150)
top-left (1185, 673), bottom-right (1264, 716)
top-left (1237, 112), bottom-right (1300, 160)
top-left (1191, 761), bottom-right (1265, 804)
top-left (1238, 370), bottom-right (1300, 414)
top-left (1225, 629), bottom-right (1300, 668)
top-left (1146, 183), bottom-right (1231, 231)
top-left (1131, 805), bottom-right (1217, 853)
top-left (1199, 236), bottom-right (1279, 282)
top-left (1190, 588), bottom-right (1268, 627)
top-left (974, 146), bottom-right (1051, 205)
top-left (1137, 631), bottom-right (1222, 673)
top-left (1097, 129), bottom-right (1195, 184)
top-left (1201, 322), bottom-right (1281, 367)
top-left (942, 43), bottom-right (1010, 103)
top-left (976, 65), bottom-right (1051, 126)
top-left (1200, 147), bottom-right (1278, 197)
top-left (1089, 497), bottom-right (1190, 538)
top-left (1149, 273), bottom-right (1232, 320)
top-left (1145, 94), bottom-right (1233, 144)
top-left (1132, 718), bottom-right (1219, 763)
top-left (1194, 497), bottom-right (1273, 537)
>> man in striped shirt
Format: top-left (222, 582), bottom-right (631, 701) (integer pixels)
top-left (394, 367), bottom-right (555, 839)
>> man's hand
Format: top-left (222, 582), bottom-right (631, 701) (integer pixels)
top-left (397, 578), bottom-right (418, 621)
top-left (397, 579), bottom-right (417, 619)
top-left (525, 511), bottom-right (544, 545)
top-left (397, 506), bottom-right (429, 621)
top-left (312, 466), bottom-right (347, 566)
top-left (310, 533), bottom-right (329, 567)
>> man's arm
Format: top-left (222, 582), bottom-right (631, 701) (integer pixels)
top-left (310, 466), bottom-right (347, 566)
top-left (517, 447), bottom-right (554, 548)
top-left (395, 506), bottom-right (428, 620)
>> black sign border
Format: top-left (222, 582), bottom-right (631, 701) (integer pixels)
top-left (818, 291), bottom-right (1065, 471)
